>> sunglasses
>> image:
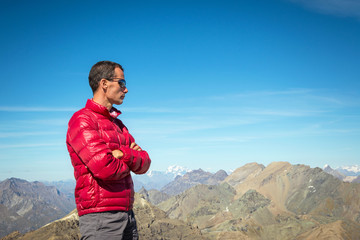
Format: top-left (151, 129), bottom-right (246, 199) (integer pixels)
top-left (106, 78), bottom-right (126, 88)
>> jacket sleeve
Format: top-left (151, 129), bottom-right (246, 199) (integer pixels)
top-left (119, 145), bottom-right (151, 174)
top-left (113, 119), bottom-right (151, 175)
top-left (67, 113), bottom-right (130, 180)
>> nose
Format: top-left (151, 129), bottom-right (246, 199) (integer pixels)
top-left (123, 87), bottom-right (128, 93)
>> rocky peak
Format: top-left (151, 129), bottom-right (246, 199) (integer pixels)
top-left (161, 168), bottom-right (228, 196)
top-left (213, 170), bottom-right (228, 180)
top-left (224, 162), bottom-right (265, 186)
top-left (323, 164), bottom-right (346, 181)
top-left (323, 164), bottom-right (332, 171)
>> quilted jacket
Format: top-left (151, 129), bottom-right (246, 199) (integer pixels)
top-left (66, 99), bottom-right (151, 216)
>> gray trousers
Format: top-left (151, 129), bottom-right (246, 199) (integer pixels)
top-left (79, 210), bottom-right (138, 240)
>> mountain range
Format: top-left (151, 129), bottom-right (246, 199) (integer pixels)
top-left (44, 165), bottom-right (191, 193)
top-left (0, 178), bottom-right (75, 238)
top-left (42, 180), bottom-right (75, 202)
top-left (335, 165), bottom-right (360, 176)
top-left (31, 163), bottom-right (360, 194)
top-left (1, 193), bottom-right (205, 240)
top-left (132, 165), bottom-right (191, 191)
top-left (2, 162), bottom-right (360, 239)
top-left (160, 169), bottom-right (228, 196)
top-left (323, 164), bottom-right (360, 183)
top-left (157, 162), bottom-right (360, 239)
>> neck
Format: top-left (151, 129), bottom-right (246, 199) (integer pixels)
top-left (92, 92), bottom-right (112, 111)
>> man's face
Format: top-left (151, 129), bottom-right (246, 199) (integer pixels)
top-left (105, 67), bottom-right (128, 105)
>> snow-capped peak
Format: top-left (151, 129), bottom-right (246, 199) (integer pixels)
top-left (165, 165), bottom-right (190, 176)
top-left (147, 170), bottom-right (154, 177)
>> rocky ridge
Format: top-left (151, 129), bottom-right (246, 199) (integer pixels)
top-left (0, 178), bottom-right (75, 238)
top-left (157, 162), bottom-right (360, 239)
top-left (323, 165), bottom-right (346, 181)
top-left (2, 162), bottom-right (360, 239)
top-left (160, 169), bottom-right (228, 196)
top-left (1, 193), bottom-right (205, 240)
top-left (138, 187), bottom-right (171, 205)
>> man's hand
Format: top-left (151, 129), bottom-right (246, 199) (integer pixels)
top-left (112, 149), bottom-right (124, 159)
top-left (112, 143), bottom-right (141, 159)
top-left (130, 142), bottom-right (142, 151)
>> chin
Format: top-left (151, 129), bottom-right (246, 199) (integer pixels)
top-left (112, 100), bottom-right (122, 105)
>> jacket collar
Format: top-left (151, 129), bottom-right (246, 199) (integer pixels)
top-left (85, 99), bottom-right (122, 119)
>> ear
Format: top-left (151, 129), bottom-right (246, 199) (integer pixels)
top-left (99, 78), bottom-right (108, 90)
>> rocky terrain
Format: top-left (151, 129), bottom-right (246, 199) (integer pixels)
top-left (160, 169), bottom-right (228, 196)
top-left (323, 164), bottom-right (360, 183)
top-left (353, 175), bottom-right (360, 183)
top-left (1, 194), bottom-right (205, 240)
top-left (43, 180), bottom-right (76, 202)
top-left (134, 193), bottom-right (206, 239)
top-left (0, 209), bottom-right (80, 240)
top-left (157, 162), bottom-right (360, 239)
top-left (0, 178), bottom-right (75, 238)
top-left (322, 165), bottom-right (346, 181)
top-left (2, 162), bottom-right (360, 239)
top-left (138, 187), bottom-right (171, 205)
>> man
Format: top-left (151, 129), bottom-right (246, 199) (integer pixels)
top-left (66, 61), bottom-right (151, 239)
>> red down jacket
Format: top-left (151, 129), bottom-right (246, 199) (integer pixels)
top-left (66, 99), bottom-right (151, 216)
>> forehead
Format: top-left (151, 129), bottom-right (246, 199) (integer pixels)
top-left (114, 67), bottom-right (124, 78)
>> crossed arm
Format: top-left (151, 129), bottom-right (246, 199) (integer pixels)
top-left (112, 140), bottom-right (150, 175)
top-left (67, 114), bottom-right (150, 181)
top-left (112, 142), bottom-right (141, 159)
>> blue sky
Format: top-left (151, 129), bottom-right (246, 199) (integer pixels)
top-left (0, 0), bottom-right (359, 181)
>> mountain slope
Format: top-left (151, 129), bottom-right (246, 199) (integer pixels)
top-left (0, 209), bottom-right (80, 240)
top-left (158, 183), bottom-right (236, 226)
top-left (3, 162), bottom-right (360, 239)
top-left (353, 175), bottom-right (360, 183)
top-left (0, 178), bottom-right (75, 238)
top-left (43, 180), bottom-right (75, 201)
top-left (295, 219), bottom-right (360, 240)
top-left (134, 193), bottom-right (206, 239)
top-left (323, 165), bottom-right (346, 181)
top-left (230, 162), bottom-right (360, 222)
top-left (161, 169), bottom-right (228, 196)
top-left (223, 162), bottom-right (265, 187)
top-left (159, 162), bottom-right (360, 239)
top-left (2, 193), bottom-right (206, 240)
top-left (137, 187), bottom-right (171, 205)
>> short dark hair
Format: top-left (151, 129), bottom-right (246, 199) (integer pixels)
top-left (88, 61), bottom-right (124, 93)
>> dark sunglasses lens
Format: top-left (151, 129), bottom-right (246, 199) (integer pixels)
top-left (118, 80), bottom-right (126, 88)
